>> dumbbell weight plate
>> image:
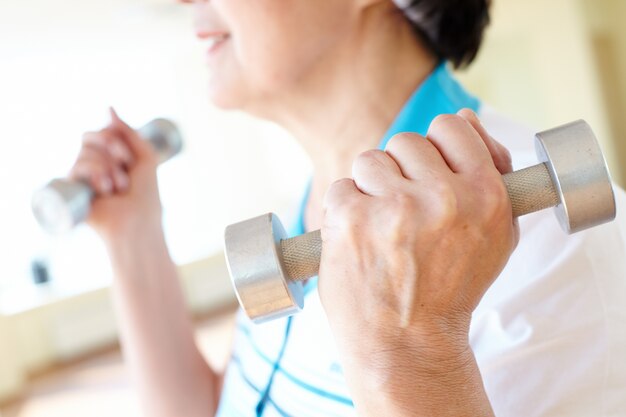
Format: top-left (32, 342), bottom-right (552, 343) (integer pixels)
top-left (224, 213), bottom-right (304, 323)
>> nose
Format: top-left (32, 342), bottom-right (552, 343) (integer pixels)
top-left (176, 0), bottom-right (222, 39)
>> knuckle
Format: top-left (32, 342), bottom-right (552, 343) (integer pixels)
top-left (382, 193), bottom-right (419, 241)
top-left (479, 177), bottom-right (511, 220)
top-left (81, 131), bottom-right (96, 144)
top-left (431, 113), bottom-right (463, 130)
top-left (392, 192), bottom-right (420, 216)
top-left (327, 177), bottom-right (352, 193)
top-left (325, 179), bottom-right (352, 206)
top-left (498, 145), bottom-right (513, 170)
top-left (429, 182), bottom-right (458, 219)
top-left (68, 164), bottom-right (88, 181)
top-left (383, 182), bottom-right (460, 233)
top-left (428, 114), bottom-right (470, 141)
top-left (79, 145), bottom-right (107, 164)
top-left (353, 149), bottom-right (386, 169)
top-left (385, 132), bottom-right (422, 152)
top-left (325, 181), bottom-right (363, 224)
top-left (99, 131), bottom-right (116, 148)
top-left (473, 162), bottom-right (497, 178)
top-left (503, 147), bottom-right (512, 164)
top-left (457, 107), bottom-right (476, 119)
top-left (330, 200), bottom-right (362, 230)
top-left (418, 181), bottom-right (459, 231)
top-left (360, 149), bottom-right (385, 159)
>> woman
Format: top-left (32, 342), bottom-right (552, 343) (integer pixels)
top-left (71, 0), bottom-right (626, 416)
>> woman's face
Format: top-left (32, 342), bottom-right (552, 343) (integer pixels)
top-left (182, 0), bottom-right (359, 110)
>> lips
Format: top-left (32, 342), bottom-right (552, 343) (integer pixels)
top-left (207, 33), bottom-right (230, 54)
top-left (196, 31), bottom-right (231, 55)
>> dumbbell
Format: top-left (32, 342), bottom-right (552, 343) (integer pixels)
top-left (224, 120), bottom-right (617, 324)
top-left (32, 118), bottom-right (183, 234)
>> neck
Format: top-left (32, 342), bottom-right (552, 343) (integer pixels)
top-left (248, 5), bottom-right (436, 229)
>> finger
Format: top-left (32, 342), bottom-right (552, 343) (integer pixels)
top-left (70, 155), bottom-right (113, 196)
top-left (70, 145), bottom-right (126, 195)
top-left (323, 178), bottom-right (366, 212)
top-left (384, 132), bottom-right (451, 181)
top-left (71, 144), bottom-right (112, 176)
top-left (351, 149), bottom-right (404, 196)
top-left (322, 178), bottom-right (373, 250)
top-left (426, 114), bottom-right (494, 174)
top-left (111, 166), bottom-right (130, 193)
top-left (457, 109), bottom-right (512, 174)
top-left (82, 131), bottom-right (135, 169)
top-left (109, 107), bottom-right (155, 161)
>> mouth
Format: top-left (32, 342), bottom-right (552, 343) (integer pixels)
top-left (198, 32), bottom-right (231, 56)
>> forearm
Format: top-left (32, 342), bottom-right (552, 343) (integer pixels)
top-left (105, 225), bottom-right (221, 417)
top-left (337, 323), bottom-right (494, 417)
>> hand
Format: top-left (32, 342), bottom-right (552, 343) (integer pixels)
top-left (69, 108), bottom-right (163, 241)
top-left (318, 109), bottom-right (518, 416)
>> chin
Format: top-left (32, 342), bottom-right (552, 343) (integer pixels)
top-left (206, 77), bottom-right (253, 111)
top-left (206, 87), bottom-right (239, 110)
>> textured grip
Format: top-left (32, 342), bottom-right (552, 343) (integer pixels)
top-left (503, 163), bottom-right (559, 217)
top-left (281, 230), bottom-right (322, 282)
top-left (280, 162), bottom-right (560, 282)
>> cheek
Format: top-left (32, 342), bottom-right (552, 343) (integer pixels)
top-left (204, 32), bottom-right (292, 109)
top-left (206, 1), bottom-right (294, 106)
top-left (236, 34), bottom-right (302, 90)
top-left (209, 0), bottom-right (353, 105)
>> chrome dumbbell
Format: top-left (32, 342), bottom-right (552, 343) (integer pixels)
top-left (32, 118), bottom-right (183, 234)
top-left (224, 120), bottom-right (617, 324)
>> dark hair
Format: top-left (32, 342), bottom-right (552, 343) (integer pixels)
top-left (400, 0), bottom-right (491, 69)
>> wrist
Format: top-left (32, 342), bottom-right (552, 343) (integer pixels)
top-left (363, 322), bottom-right (472, 380)
top-left (336, 315), bottom-right (484, 414)
top-left (351, 311), bottom-right (472, 363)
top-left (98, 211), bottom-right (163, 244)
top-left (101, 218), bottom-right (167, 263)
top-left (343, 331), bottom-right (492, 417)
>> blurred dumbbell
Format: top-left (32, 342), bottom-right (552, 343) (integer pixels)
top-left (32, 118), bottom-right (183, 234)
top-left (224, 120), bottom-right (617, 324)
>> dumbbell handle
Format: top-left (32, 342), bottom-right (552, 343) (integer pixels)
top-left (31, 118), bottom-right (182, 234)
top-left (280, 162), bottom-right (558, 281)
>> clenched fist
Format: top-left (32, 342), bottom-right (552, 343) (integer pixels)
top-left (319, 109), bottom-right (518, 417)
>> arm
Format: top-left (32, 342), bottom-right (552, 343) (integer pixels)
top-left (71, 109), bottom-right (221, 417)
top-left (105, 228), bottom-right (222, 417)
top-left (319, 109), bottom-right (517, 416)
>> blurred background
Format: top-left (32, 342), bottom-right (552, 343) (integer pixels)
top-left (0, 0), bottom-right (624, 415)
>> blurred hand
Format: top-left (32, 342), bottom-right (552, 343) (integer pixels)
top-left (318, 109), bottom-right (518, 416)
top-left (69, 108), bottom-right (163, 241)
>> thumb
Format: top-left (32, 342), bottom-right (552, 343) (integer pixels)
top-left (108, 107), bottom-right (156, 161)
